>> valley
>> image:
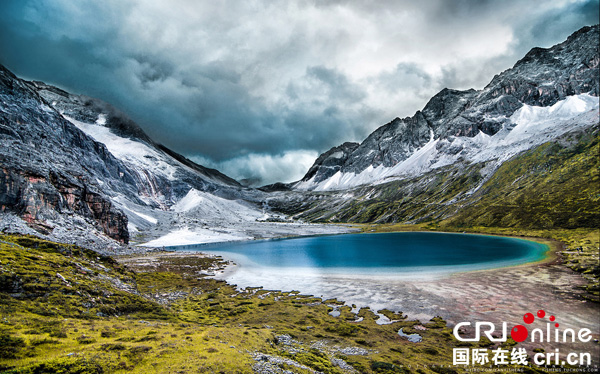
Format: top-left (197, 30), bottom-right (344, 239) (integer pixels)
top-left (0, 23), bottom-right (598, 373)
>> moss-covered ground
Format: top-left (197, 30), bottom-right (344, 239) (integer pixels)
top-left (0, 234), bottom-right (497, 373)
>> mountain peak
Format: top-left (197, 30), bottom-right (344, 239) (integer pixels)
top-left (296, 24), bottom-right (599, 191)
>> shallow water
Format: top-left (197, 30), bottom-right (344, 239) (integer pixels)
top-left (177, 232), bottom-right (548, 310)
top-left (176, 231), bottom-right (547, 315)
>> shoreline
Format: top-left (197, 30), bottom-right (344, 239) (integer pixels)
top-left (125, 226), bottom-right (595, 324)
top-left (127, 227), bottom-right (576, 312)
top-left (120, 228), bottom-right (599, 361)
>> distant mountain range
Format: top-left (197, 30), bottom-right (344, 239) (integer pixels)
top-left (0, 25), bottom-right (598, 249)
top-left (294, 25), bottom-right (599, 191)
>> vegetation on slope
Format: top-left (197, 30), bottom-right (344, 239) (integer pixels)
top-left (439, 127), bottom-right (600, 299)
top-left (277, 126), bottom-right (600, 300)
top-left (444, 128), bottom-right (599, 229)
top-left (286, 126), bottom-right (599, 230)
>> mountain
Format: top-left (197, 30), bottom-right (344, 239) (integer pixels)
top-left (1, 65), bottom-right (132, 247)
top-left (0, 64), bottom-right (349, 251)
top-left (0, 65), bottom-right (257, 250)
top-left (295, 25), bottom-right (599, 191)
top-left (1, 63), bottom-right (247, 249)
top-left (30, 80), bottom-right (243, 189)
top-left (264, 25), bottom-right (599, 230)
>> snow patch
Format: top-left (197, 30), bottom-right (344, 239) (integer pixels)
top-left (171, 189), bottom-right (205, 212)
top-left (140, 227), bottom-right (250, 247)
top-left (40, 103), bottom-right (53, 112)
top-left (95, 113), bottom-right (107, 125)
top-left (171, 188), bottom-right (263, 222)
top-left (64, 115), bottom-right (178, 180)
top-left (127, 209), bottom-right (157, 224)
top-left (128, 222), bottom-right (139, 233)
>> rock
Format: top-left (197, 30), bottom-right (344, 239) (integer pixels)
top-left (0, 65), bottom-right (131, 243)
top-left (301, 142), bottom-right (360, 183)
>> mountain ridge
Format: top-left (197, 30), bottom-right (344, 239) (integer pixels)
top-left (295, 24), bottom-right (599, 191)
top-left (28, 79), bottom-right (242, 187)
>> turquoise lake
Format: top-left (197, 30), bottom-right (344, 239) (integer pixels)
top-left (180, 232), bottom-right (548, 274)
top-left (173, 232), bottom-right (550, 320)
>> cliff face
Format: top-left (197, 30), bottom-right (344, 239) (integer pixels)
top-left (0, 169), bottom-right (129, 242)
top-left (297, 25), bottom-right (600, 190)
top-left (0, 65), bottom-right (131, 243)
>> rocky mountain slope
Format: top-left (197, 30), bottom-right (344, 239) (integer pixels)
top-left (269, 123), bottom-right (599, 227)
top-left (0, 65), bottom-right (132, 247)
top-left (0, 65), bottom-right (348, 251)
top-left (295, 25), bottom-right (599, 191)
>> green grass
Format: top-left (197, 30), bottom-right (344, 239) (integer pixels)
top-left (444, 129), bottom-right (599, 229)
top-left (0, 234), bottom-right (479, 373)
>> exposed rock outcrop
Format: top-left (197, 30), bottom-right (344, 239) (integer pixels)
top-left (0, 65), bottom-right (133, 243)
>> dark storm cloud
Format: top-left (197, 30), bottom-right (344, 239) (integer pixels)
top-left (0, 0), bottom-right (597, 185)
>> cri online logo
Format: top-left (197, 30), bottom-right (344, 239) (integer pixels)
top-left (453, 309), bottom-right (593, 344)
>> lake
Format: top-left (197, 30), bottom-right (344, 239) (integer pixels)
top-left (180, 232), bottom-right (548, 275)
top-left (172, 232), bottom-right (548, 321)
top-left (170, 232), bottom-right (549, 317)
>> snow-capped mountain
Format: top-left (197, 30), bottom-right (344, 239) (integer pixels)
top-left (295, 25), bottom-right (599, 192)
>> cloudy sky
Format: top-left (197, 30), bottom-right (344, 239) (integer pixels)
top-left (0, 0), bottom-right (598, 185)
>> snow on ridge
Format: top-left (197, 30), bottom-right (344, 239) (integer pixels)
top-left (64, 115), bottom-right (237, 188)
top-left (512, 93), bottom-right (597, 124)
top-left (64, 115), bottom-right (178, 181)
top-left (110, 194), bottom-right (158, 224)
top-left (303, 94), bottom-right (599, 191)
